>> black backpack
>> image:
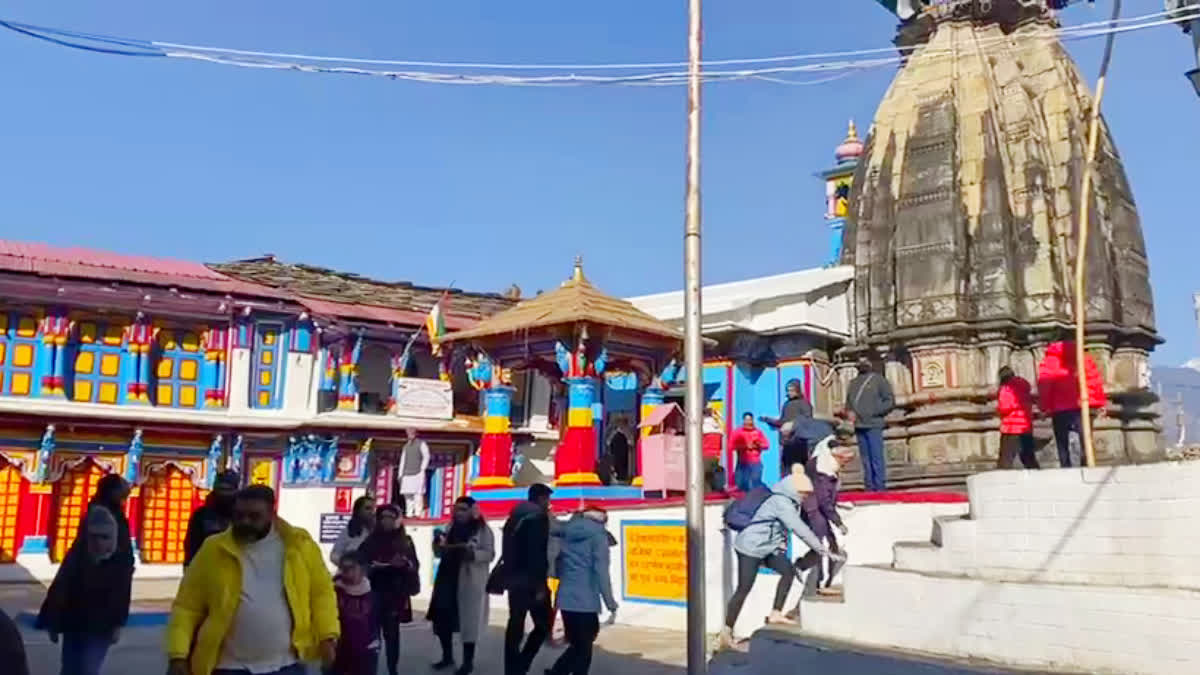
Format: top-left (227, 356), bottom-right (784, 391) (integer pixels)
top-left (723, 486), bottom-right (775, 532)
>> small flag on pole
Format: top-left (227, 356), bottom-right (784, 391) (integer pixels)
top-left (426, 295), bottom-right (447, 356)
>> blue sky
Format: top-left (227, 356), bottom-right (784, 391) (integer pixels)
top-left (0, 1), bottom-right (1195, 364)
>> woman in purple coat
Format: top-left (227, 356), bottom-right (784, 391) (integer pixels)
top-left (797, 431), bottom-right (856, 594)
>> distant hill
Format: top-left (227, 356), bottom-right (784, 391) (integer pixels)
top-left (1152, 364), bottom-right (1200, 445)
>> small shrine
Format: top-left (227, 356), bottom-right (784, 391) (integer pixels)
top-left (440, 257), bottom-right (685, 508)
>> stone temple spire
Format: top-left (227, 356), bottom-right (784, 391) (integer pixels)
top-left (837, 0), bottom-right (1160, 480)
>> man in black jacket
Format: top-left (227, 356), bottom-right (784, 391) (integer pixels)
top-left (182, 470), bottom-right (239, 567)
top-left (760, 378), bottom-right (815, 475)
top-left (502, 483), bottom-right (553, 675)
top-left (844, 358), bottom-right (895, 491)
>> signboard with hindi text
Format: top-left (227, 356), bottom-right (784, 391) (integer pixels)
top-left (319, 513), bottom-right (351, 543)
top-left (393, 377), bottom-right (453, 420)
top-left (620, 519), bottom-right (687, 606)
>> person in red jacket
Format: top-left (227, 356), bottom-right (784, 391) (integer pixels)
top-left (1036, 340), bottom-right (1107, 468)
top-left (996, 366), bottom-right (1039, 469)
top-left (729, 413), bottom-right (769, 492)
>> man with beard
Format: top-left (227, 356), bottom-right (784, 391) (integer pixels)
top-left (182, 471), bottom-right (239, 568)
top-left (165, 485), bottom-right (338, 675)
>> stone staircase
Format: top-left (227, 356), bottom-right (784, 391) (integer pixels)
top-left (772, 464), bottom-right (1200, 675)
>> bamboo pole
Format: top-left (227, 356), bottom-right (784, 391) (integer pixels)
top-left (1075, 0), bottom-right (1122, 468)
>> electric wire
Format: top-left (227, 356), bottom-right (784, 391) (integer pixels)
top-left (0, 5), bottom-right (1194, 88)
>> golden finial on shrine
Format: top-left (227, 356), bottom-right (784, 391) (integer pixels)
top-left (847, 119), bottom-right (858, 141)
top-left (572, 255), bottom-right (585, 282)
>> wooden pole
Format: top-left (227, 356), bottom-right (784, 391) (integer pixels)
top-left (1075, 0), bottom-right (1122, 468)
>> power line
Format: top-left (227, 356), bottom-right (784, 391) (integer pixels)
top-left (0, 6), bottom-right (1195, 88)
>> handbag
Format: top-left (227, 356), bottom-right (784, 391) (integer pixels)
top-left (486, 558), bottom-right (509, 596)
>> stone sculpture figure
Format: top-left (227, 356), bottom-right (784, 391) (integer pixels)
top-left (838, 0), bottom-right (1160, 482)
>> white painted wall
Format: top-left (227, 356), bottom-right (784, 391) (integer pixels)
top-left (282, 351), bottom-right (316, 416)
top-left (795, 463), bottom-right (1200, 675)
top-left (227, 347), bottom-right (252, 413)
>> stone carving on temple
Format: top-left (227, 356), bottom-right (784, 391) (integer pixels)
top-left (838, 0), bottom-right (1161, 484)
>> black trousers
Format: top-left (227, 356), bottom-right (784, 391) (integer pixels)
top-left (505, 583), bottom-right (551, 675)
top-left (998, 433), bottom-right (1040, 470)
top-left (548, 611), bottom-right (599, 675)
top-left (1051, 410), bottom-right (1085, 467)
top-left (781, 438), bottom-right (809, 475)
top-left (724, 551), bottom-right (794, 629)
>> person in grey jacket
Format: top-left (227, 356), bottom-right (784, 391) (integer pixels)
top-left (843, 358), bottom-right (895, 491)
top-left (548, 505), bottom-right (618, 675)
top-left (720, 469), bottom-right (841, 649)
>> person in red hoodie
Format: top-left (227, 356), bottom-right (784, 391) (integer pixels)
top-left (996, 366), bottom-right (1040, 469)
top-left (1036, 340), bottom-right (1107, 468)
top-left (730, 413), bottom-right (769, 492)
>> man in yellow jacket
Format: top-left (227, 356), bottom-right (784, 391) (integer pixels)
top-left (165, 484), bottom-right (338, 675)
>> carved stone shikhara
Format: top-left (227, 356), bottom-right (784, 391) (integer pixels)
top-left (837, 0), bottom-right (1161, 486)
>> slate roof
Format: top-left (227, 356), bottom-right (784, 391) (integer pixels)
top-left (210, 257), bottom-right (517, 328)
top-left (442, 258), bottom-right (685, 343)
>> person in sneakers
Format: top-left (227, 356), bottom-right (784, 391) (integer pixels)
top-left (797, 431), bottom-right (855, 596)
top-left (329, 551), bottom-right (381, 675)
top-left (720, 468), bottom-right (841, 649)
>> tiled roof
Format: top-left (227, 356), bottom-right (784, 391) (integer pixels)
top-left (0, 239), bottom-right (289, 299)
top-left (210, 257), bottom-right (517, 326)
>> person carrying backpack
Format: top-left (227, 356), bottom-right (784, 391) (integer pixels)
top-left (719, 468), bottom-right (842, 650)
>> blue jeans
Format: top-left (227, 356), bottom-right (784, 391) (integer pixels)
top-left (734, 460), bottom-right (764, 492)
top-left (60, 632), bottom-right (112, 675)
top-left (856, 427), bottom-right (887, 491)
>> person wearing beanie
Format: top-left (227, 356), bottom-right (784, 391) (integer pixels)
top-left (720, 468), bottom-right (842, 650)
top-left (36, 504), bottom-right (133, 675)
top-left (183, 470), bottom-right (240, 567)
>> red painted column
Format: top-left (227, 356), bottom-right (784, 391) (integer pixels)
top-left (554, 377), bottom-right (601, 486)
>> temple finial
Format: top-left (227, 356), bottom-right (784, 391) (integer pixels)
top-left (847, 119), bottom-right (858, 141)
top-left (572, 255), bottom-right (584, 282)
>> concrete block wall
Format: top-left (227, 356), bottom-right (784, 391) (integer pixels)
top-left (795, 462), bottom-right (1200, 675)
top-left (896, 463), bottom-right (1200, 588)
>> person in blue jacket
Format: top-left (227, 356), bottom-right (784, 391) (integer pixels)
top-left (719, 469), bottom-right (843, 650)
top-left (547, 504), bottom-right (618, 675)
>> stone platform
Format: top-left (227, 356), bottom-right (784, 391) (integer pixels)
top-left (793, 462), bottom-right (1200, 675)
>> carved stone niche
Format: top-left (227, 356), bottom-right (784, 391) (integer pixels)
top-left (912, 351), bottom-right (957, 391)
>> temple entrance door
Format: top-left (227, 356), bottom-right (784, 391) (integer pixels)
top-left (51, 460), bottom-right (106, 562)
top-left (140, 466), bottom-right (197, 564)
top-left (608, 432), bottom-right (631, 484)
top-left (0, 459), bottom-right (24, 562)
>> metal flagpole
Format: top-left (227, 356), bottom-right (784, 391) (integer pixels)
top-left (683, 0), bottom-right (707, 673)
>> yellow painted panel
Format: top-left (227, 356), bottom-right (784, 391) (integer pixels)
top-left (10, 373), bottom-right (30, 396)
top-left (259, 370), bottom-right (271, 386)
top-left (73, 380), bottom-right (93, 402)
top-left (0, 314), bottom-right (7, 333)
top-left (16, 318), bottom-right (36, 338)
top-left (157, 385), bottom-right (173, 406)
top-left (182, 332), bottom-right (200, 351)
top-left (258, 390), bottom-right (271, 407)
top-left (79, 322), bottom-right (97, 344)
top-left (12, 344), bottom-right (33, 368)
top-left (160, 331), bottom-right (177, 350)
top-left (262, 331), bottom-right (276, 346)
top-left (0, 343), bottom-right (5, 365)
top-left (483, 416), bottom-right (511, 434)
top-left (179, 359), bottom-right (198, 381)
top-left (75, 351), bottom-right (95, 374)
top-left (180, 386), bottom-right (197, 407)
top-left (157, 358), bottom-right (173, 379)
top-left (567, 408), bottom-right (594, 428)
top-left (98, 382), bottom-right (118, 403)
top-left (261, 350), bottom-right (273, 366)
top-left (103, 323), bottom-right (125, 346)
top-left (100, 354), bottom-right (120, 377)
